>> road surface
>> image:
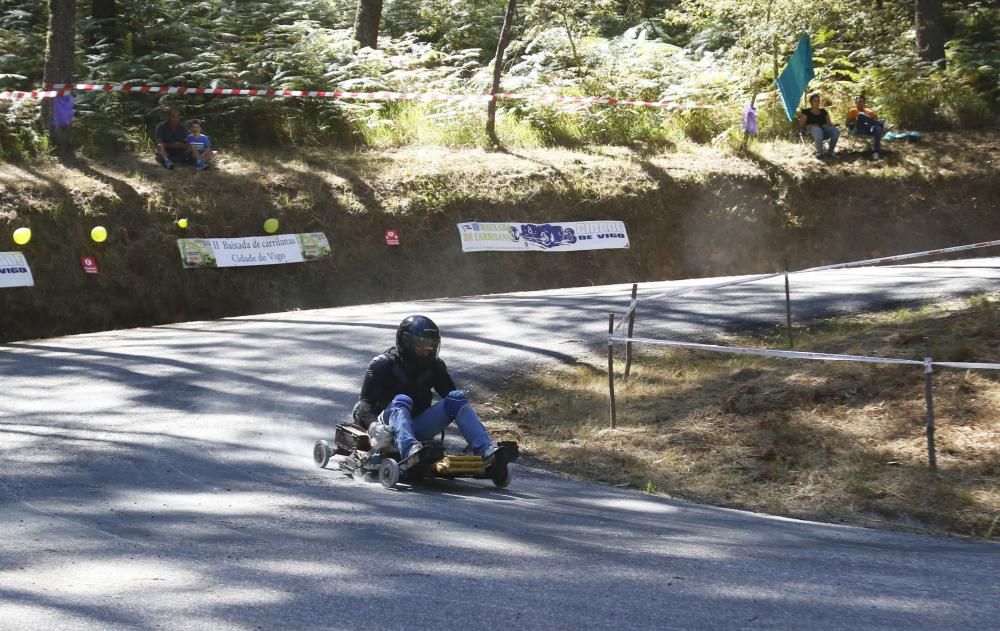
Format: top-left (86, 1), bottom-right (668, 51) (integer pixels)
top-left (1, 258), bottom-right (998, 629)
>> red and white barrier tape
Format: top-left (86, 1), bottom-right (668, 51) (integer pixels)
top-left (0, 82), bottom-right (717, 109)
top-left (0, 89), bottom-right (69, 100)
top-left (609, 335), bottom-right (1000, 371)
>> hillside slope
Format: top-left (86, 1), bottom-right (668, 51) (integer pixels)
top-left (1, 133), bottom-right (998, 342)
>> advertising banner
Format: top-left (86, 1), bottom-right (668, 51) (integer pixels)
top-left (0, 252), bottom-right (34, 288)
top-left (458, 221), bottom-right (629, 253)
top-left (177, 233), bottom-right (331, 269)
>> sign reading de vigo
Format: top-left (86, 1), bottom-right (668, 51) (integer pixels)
top-left (458, 221), bottom-right (629, 253)
top-left (177, 233), bottom-right (332, 269)
top-left (0, 252), bottom-right (34, 288)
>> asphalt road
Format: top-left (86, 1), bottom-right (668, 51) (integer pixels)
top-left (1, 258), bottom-right (999, 630)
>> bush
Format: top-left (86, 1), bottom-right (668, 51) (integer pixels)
top-left (865, 60), bottom-right (997, 131)
top-left (672, 108), bottom-right (729, 144)
top-left (0, 102), bottom-right (45, 161)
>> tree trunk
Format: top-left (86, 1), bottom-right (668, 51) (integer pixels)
top-left (354, 0), bottom-right (383, 49)
top-left (42, 0), bottom-right (77, 156)
top-left (91, 0), bottom-right (117, 44)
top-left (915, 0), bottom-right (945, 66)
top-left (486, 0), bottom-right (518, 148)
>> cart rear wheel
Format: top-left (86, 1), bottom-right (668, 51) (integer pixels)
top-left (492, 462), bottom-right (512, 488)
top-left (313, 440), bottom-right (332, 468)
top-left (379, 458), bottom-right (400, 489)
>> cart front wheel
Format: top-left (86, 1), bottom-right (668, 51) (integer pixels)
top-left (313, 440), bottom-right (332, 468)
top-left (379, 458), bottom-right (400, 489)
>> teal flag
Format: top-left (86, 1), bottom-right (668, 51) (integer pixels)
top-left (776, 34), bottom-right (815, 121)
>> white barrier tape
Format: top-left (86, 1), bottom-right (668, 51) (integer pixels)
top-left (643, 272), bottom-right (784, 305)
top-left (609, 335), bottom-right (1000, 371)
top-left (616, 238), bottom-right (1000, 329)
top-left (795, 239), bottom-right (1000, 275)
top-left (612, 271), bottom-right (784, 333)
top-left (34, 82), bottom-right (719, 110)
top-left (610, 335), bottom-right (924, 365)
top-left (932, 361), bottom-right (1000, 371)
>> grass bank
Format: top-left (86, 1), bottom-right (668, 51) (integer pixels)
top-left (1, 131), bottom-right (999, 341)
top-left (479, 295), bottom-right (1000, 540)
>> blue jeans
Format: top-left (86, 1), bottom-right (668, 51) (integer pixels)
top-left (384, 391), bottom-right (493, 457)
top-left (809, 125), bottom-right (839, 155)
top-left (854, 113), bottom-right (882, 152)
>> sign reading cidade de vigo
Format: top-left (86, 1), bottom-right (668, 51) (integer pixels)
top-left (457, 220), bottom-right (629, 253)
top-left (0, 252), bottom-right (34, 288)
top-left (177, 233), bottom-right (331, 269)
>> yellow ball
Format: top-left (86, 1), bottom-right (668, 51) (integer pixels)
top-left (91, 226), bottom-right (108, 243)
top-left (177, 218), bottom-right (189, 229)
top-left (263, 218), bottom-right (279, 234)
top-left (12, 227), bottom-right (31, 245)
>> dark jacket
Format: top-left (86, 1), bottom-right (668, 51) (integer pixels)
top-left (353, 346), bottom-right (456, 428)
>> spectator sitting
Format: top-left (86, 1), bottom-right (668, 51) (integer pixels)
top-left (155, 107), bottom-right (190, 169)
top-left (847, 95), bottom-right (885, 160)
top-left (798, 93), bottom-right (840, 159)
top-left (186, 122), bottom-right (215, 170)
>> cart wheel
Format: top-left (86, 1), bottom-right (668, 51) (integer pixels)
top-left (492, 462), bottom-right (512, 489)
top-left (379, 458), bottom-right (400, 489)
top-left (313, 440), bottom-right (332, 468)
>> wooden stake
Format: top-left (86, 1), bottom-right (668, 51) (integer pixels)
top-left (924, 339), bottom-right (937, 472)
top-left (623, 283), bottom-right (637, 382)
top-left (784, 261), bottom-right (794, 349)
top-left (608, 314), bottom-right (617, 429)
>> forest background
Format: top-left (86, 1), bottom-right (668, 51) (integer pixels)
top-left (1, 0), bottom-right (997, 158)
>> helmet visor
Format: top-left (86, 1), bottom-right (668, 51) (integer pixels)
top-left (411, 337), bottom-right (439, 358)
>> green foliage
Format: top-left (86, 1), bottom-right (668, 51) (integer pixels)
top-left (0, 101), bottom-right (46, 161)
top-left (0, 0), bottom-right (996, 154)
top-left (865, 56), bottom-right (996, 131)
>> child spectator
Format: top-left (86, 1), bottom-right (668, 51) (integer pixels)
top-left (186, 122), bottom-right (215, 170)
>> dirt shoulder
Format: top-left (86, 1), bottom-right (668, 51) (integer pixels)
top-left (1, 132), bottom-right (999, 341)
top-left (480, 295), bottom-right (1000, 540)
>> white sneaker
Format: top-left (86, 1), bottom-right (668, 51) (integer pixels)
top-left (872, 152), bottom-right (880, 160)
top-left (406, 442), bottom-right (423, 459)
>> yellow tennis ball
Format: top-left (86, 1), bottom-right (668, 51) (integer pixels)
top-left (12, 227), bottom-right (31, 245)
top-left (263, 218), bottom-right (279, 234)
top-left (91, 225), bottom-right (108, 243)
top-left (177, 218), bottom-right (189, 229)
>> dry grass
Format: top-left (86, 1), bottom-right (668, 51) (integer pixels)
top-left (481, 295), bottom-right (1000, 540)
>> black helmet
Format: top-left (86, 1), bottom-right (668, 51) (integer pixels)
top-left (396, 315), bottom-right (441, 367)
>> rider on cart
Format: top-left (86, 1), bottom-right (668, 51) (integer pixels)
top-left (353, 315), bottom-right (505, 467)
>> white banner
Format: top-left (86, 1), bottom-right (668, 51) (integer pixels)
top-left (458, 221), bottom-right (629, 253)
top-left (0, 252), bottom-right (34, 288)
top-left (177, 233), bottom-right (331, 269)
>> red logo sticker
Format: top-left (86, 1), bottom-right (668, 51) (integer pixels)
top-left (385, 229), bottom-right (400, 246)
top-left (81, 256), bottom-right (99, 274)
